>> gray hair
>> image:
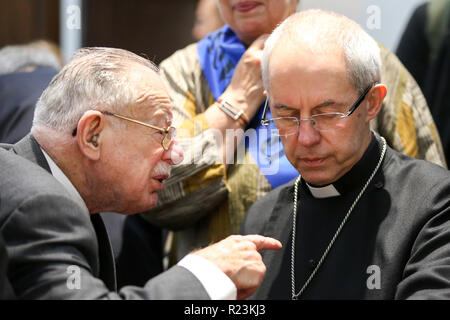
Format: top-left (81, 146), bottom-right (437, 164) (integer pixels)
top-left (0, 42), bottom-right (62, 75)
top-left (32, 47), bottom-right (159, 133)
top-left (262, 9), bottom-right (381, 95)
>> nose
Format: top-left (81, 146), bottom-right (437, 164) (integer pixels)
top-left (297, 119), bottom-right (321, 147)
top-left (163, 139), bottom-right (184, 165)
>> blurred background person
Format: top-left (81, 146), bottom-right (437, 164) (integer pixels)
top-left (141, 0), bottom-right (446, 264)
top-left (0, 40), bottom-right (62, 144)
top-left (396, 0), bottom-right (450, 165)
top-left (192, 0), bottom-right (225, 40)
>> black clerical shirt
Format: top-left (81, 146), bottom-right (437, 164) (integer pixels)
top-left (242, 133), bottom-right (450, 299)
top-left (267, 136), bottom-right (387, 299)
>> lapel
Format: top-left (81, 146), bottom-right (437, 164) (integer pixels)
top-left (7, 134), bottom-right (118, 292)
top-left (254, 182), bottom-right (296, 299)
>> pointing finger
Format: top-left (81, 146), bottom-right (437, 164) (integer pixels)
top-left (243, 235), bottom-right (282, 251)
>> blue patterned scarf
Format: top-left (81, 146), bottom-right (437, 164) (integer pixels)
top-left (197, 25), bottom-right (298, 188)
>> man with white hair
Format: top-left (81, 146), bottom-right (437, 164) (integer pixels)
top-left (0, 47), bottom-right (281, 299)
top-left (241, 9), bottom-right (450, 299)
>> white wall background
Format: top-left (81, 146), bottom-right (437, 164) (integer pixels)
top-left (298, 0), bottom-right (428, 52)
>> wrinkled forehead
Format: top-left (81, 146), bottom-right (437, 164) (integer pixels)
top-left (127, 65), bottom-right (173, 123)
top-left (267, 43), bottom-right (349, 90)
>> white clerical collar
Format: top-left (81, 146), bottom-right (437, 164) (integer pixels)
top-left (40, 147), bottom-right (86, 207)
top-left (306, 182), bottom-right (341, 199)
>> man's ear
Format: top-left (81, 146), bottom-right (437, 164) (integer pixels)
top-left (75, 110), bottom-right (106, 161)
top-left (365, 84), bottom-right (387, 122)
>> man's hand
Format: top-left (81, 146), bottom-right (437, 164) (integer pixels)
top-left (193, 234), bottom-right (282, 300)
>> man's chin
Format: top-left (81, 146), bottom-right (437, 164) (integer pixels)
top-left (144, 192), bottom-right (159, 211)
top-left (120, 193), bottom-right (159, 215)
top-left (299, 170), bottom-right (336, 186)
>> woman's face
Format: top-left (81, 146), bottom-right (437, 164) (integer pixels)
top-left (217, 0), bottom-right (298, 45)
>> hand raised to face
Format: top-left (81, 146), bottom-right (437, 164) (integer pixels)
top-left (222, 34), bottom-right (269, 120)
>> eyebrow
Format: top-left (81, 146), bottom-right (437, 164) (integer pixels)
top-left (273, 104), bottom-right (296, 111)
top-left (273, 99), bottom-right (346, 111)
top-left (314, 100), bottom-right (339, 109)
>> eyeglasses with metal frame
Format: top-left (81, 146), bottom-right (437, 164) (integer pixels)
top-left (72, 111), bottom-right (177, 151)
top-left (260, 84), bottom-right (376, 136)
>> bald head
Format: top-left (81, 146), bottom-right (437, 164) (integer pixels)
top-left (262, 9), bottom-right (381, 95)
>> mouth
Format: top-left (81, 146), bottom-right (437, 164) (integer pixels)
top-left (234, 1), bottom-right (261, 13)
top-left (300, 157), bottom-right (326, 167)
top-left (152, 174), bottom-right (169, 188)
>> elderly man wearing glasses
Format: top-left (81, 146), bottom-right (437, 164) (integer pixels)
top-left (241, 10), bottom-right (450, 300)
top-left (0, 47), bottom-right (281, 300)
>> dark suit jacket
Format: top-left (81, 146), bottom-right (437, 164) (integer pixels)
top-left (241, 142), bottom-right (450, 299)
top-left (0, 234), bottom-right (14, 299)
top-left (0, 135), bottom-right (209, 299)
top-left (0, 67), bottom-right (57, 144)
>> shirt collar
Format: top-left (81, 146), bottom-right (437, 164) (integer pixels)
top-left (40, 147), bottom-right (86, 206)
top-left (305, 183), bottom-right (341, 198)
